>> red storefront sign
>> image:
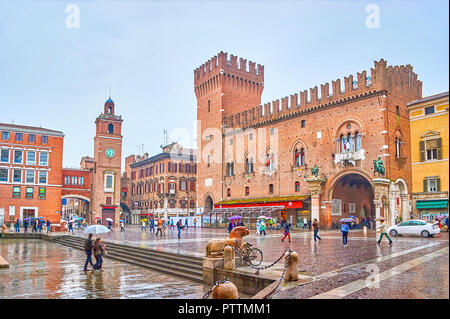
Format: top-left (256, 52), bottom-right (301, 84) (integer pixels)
top-left (216, 201), bottom-right (303, 209)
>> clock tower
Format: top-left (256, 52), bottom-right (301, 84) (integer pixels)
top-left (91, 98), bottom-right (123, 226)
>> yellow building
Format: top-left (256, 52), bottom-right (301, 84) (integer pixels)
top-left (408, 91), bottom-right (449, 221)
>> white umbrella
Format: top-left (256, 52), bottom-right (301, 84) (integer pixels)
top-left (83, 225), bottom-right (111, 235)
top-left (105, 218), bottom-right (113, 222)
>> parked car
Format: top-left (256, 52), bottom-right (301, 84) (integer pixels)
top-left (387, 220), bottom-right (440, 238)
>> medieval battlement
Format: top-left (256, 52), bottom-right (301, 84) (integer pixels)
top-left (222, 59), bottom-right (422, 130)
top-left (194, 51), bottom-right (264, 91)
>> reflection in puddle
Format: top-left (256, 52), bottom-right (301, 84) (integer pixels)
top-left (0, 239), bottom-right (208, 299)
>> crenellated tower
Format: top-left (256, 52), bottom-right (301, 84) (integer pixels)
top-left (194, 52), bottom-right (264, 211)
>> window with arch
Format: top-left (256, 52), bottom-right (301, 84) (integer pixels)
top-left (395, 137), bottom-right (401, 157)
top-left (294, 147), bottom-right (305, 167)
top-left (245, 186), bottom-right (249, 196)
top-left (265, 150), bottom-right (275, 171)
top-left (108, 123), bottom-right (114, 134)
top-left (269, 184), bottom-right (274, 194)
top-left (245, 156), bottom-right (254, 173)
top-left (295, 181), bottom-right (300, 192)
top-left (301, 120), bottom-right (306, 128)
top-left (104, 171), bottom-right (114, 192)
top-left (108, 106), bottom-right (113, 114)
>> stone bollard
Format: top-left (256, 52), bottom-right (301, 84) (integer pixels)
top-left (212, 281), bottom-right (239, 299)
top-left (283, 251), bottom-right (299, 281)
top-left (223, 246), bottom-right (235, 270)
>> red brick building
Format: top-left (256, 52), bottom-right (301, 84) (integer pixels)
top-left (123, 142), bottom-right (197, 224)
top-left (195, 52), bottom-right (422, 229)
top-left (0, 123), bottom-right (64, 223)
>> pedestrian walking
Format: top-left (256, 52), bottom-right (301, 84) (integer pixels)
top-left (23, 219), bottom-right (28, 232)
top-left (156, 218), bottom-right (163, 237)
top-left (184, 219), bottom-right (189, 230)
top-left (259, 219), bottom-right (266, 236)
top-left (68, 221), bottom-right (74, 234)
top-left (307, 218), bottom-right (312, 230)
top-left (31, 219), bottom-right (37, 232)
top-left (177, 219), bottom-right (183, 238)
top-left (281, 221), bottom-right (291, 242)
top-left (193, 218), bottom-right (197, 229)
top-left (228, 220), bottom-right (235, 233)
top-left (46, 219), bottom-right (51, 234)
top-left (312, 218), bottom-right (321, 241)
top-left (303, 218), bottom-right (308, 229)
top-left (377, 221), bottom-right (393, 245)
top-left (256, 219), bottom-right (261, 235)
top-left (93, 238), bottom-right (106, 271)
top-left (149, 218), bottom-right (155, 232)
top-left (141, 220), bottom-right (147, 231)
top-left (170, 218), bottom-right (174, 230)
top-left (15, 218), bottom-right (20, 233)
top-left (83, 234), bottom-right (94, 271)
top-left (120, 220), bottom-right (125, 232)
top-left (341, 222), bottom-right (349, 246)
top-left (107, 220), bottom-right (112, 231)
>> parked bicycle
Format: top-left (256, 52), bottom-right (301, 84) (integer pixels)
top-left (233, 242), bottom-right (263, 268)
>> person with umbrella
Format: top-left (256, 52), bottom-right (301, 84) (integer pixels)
top-left (236, 218), bottom-right (244, 227)
top-left (23, 218), bottom-right (29, 232)
top-left (141, 219), bottom-right (147, 231)
top-left (31, 218), bottom-right (37, 232)
top-left (259, 218), bottom-right (267, 236)
top-left (228, 219), bottom-right (235, 233)
top-left (119, 220), bottom-right (125, 232)
top-left (340, 218), bottom-right (352, 246)
top-left (177, 219), bottom-right (183, 238)
top-left (377, 218), bottom-right (393, 245)
top-left (83, 224), bottom-right (111, 271)
top-left (156, 217), bottom-right (163, 237)
top-left (93, 238), bottom-right (107, 271)
top-left (106, 219), bottom-right (113, 230)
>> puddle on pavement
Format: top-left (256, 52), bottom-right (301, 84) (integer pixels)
top-left (0, 239), bottom-right (220, 299)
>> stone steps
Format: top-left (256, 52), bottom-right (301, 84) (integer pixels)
top-left (50, 236), bottom-right (204, 283)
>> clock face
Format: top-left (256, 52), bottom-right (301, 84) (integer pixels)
top-left (105, 148), bottom-right (116, 159)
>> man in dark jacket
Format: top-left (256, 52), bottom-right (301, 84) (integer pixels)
top-left (83, 234), bottom-right (94, 271)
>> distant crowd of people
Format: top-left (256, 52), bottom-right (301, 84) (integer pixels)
top-left (140, 217), bottom-right (197, 238)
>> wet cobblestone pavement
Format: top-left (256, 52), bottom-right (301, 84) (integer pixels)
top-left (0, 239), bottom-right (208, 299)
top-left (71, 225), bottom-right (449, 299)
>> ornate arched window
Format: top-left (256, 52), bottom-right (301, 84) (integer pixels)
top-left (108, 123), bottom-right (114, 134)
top-left (245, 156), bottom-right (254, 173)
top-left (355, 131), bottom-right (362, 151)
top-left (294, 148), bottom-right (306, 167)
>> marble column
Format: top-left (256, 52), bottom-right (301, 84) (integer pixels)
top-left (401, 194), bottom-right (410, 221)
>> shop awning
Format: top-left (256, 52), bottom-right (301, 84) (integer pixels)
top-left (207, 205), bottom-right (285, 215)
top-left (416, 200), bottom-right (448, 209)
top-left (215, 195), bottom-right (309, 209)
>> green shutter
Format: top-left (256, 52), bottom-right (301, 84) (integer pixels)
top-left (423, 179), bottom-right (428, 192)
top-left (437, 178), bottom-right (441, 192)
top-left (436, 138), bottom-right (442, 160)
top-left (419, 140), bottom-right (425, 162)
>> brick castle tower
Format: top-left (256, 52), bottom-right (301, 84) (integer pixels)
top-left (90, 98), bottom-right (123, 226)
top-left (194, 51), bottom-right (264, 211)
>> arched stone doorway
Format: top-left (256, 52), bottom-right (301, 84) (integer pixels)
top-left (329, 173), bottom-right (375, 228)
top-left (204, 195), bottom-right (214, 213)
top-left (61, 195), bottom-right (90, 221)
top-left (120, 202), bottom-right (131, 224)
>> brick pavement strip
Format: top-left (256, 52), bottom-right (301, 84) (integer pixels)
top-left (309, 247), bottom-right (449, 299)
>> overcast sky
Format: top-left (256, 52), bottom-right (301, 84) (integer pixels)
top-left (0, 0), bottom-right (448, 169)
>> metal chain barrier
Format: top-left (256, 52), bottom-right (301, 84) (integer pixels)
top-left (244, 248), bottom-right (291, 271)
top-left (202, 277), bottom-right (230, 299)
top-left (262, 250), bottom-right (292, 299)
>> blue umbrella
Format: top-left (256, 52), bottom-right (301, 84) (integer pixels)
top-left (339, 218), bottom-right (355, 223)
top-left (119, 219), bottom-right (125, 222)
top-left (349, 216), bottom-right (357, 219)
